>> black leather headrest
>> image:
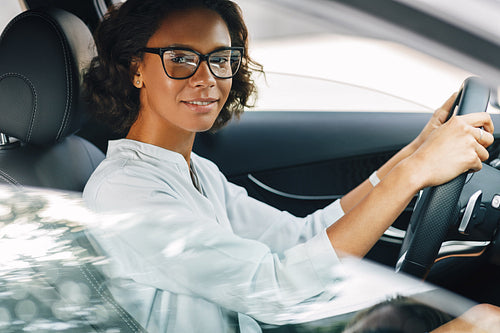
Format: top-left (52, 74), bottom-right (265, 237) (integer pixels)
top-left (0, 8), bottom-right (96, 145)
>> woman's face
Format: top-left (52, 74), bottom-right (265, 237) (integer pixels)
top-left (134, 8), bottom-right (232, 139)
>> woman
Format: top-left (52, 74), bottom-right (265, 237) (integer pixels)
top-left (83, 0), bottom-right (494, 331)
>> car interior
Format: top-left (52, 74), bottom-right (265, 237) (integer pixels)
top-left (0, 7), bottom-right (145, 332)
top-left (0, 7), bottom-right (104, 191)
top-left (1, 0), bottom-right (500, 331)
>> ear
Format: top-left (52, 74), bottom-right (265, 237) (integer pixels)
top-left (133, 72), bottom-right (143, 88)
top-left (131, 58), bottom-right (143, 88)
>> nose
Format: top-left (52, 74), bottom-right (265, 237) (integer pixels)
top-left (189, 60), bottom-right (216, 87)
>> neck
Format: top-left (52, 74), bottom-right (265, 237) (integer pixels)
top-left (126, 116), bottom-right (196, 166)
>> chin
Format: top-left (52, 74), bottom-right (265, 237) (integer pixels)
top-left (189, 117), bottom-right (219, 133)
top-left (189, 122), bottom-right (217, 133)
top-left (197, 125), bottom-right (216, 133)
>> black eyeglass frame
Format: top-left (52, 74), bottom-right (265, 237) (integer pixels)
top-left (139, 46), bottom-right (244, 80)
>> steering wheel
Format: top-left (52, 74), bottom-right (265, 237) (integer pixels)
top-left (395, 77), bottom-right (491, 279)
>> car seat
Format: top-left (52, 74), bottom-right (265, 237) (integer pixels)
top-left (0, 10), bottom-right (147, 332)
top-left (0, 8), bottom-right (104, 191)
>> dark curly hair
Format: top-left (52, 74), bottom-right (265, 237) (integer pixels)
top-left (343, 296), bottom-right (453, 333)
top-left (83, 0), bottom-right (262, 134)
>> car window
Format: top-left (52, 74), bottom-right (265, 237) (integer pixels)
top-left (397, 0), bottom-right (500, 44)
top-left (0, 0), bottom-right (24, 33)
top-left (237, 0), bottom-right (472, 112)
top-left (0, 186), bottom-right (482, 332)
top-left (0, 188), bottom-right (146, 332)
top-left (250, 72), bottom-right (432, 112)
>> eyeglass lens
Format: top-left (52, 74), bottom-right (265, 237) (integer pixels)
top-left (163, 49), bottom-right (242, 79)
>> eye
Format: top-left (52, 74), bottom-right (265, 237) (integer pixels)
top-left (171, 56), bottom-right (187, 64)
top-left (210, 51), bottom-right (233, 67)
top-left (165, 51), bottom-right (197, 66)
top-left (210, 56), bottom-right (229, 65)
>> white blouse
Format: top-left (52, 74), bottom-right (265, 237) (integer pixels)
top-left (83, 139), bottom-right (345, 333)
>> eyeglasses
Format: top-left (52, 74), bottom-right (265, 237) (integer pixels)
top-left (140, 46), bottom-right (244, 80)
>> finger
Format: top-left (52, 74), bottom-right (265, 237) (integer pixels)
top-left (435, 92), bottom-right (459, 123)
top-left (441, 92), bottom-right (459, 112)
top-left (475, 142), bottom-right (490, 162)
top-left (458, 113), bottom-right (494, 133)
top-left (468, 150), bottom-right (484, 171)
top-left (476, 128), bottom-right (495, 148)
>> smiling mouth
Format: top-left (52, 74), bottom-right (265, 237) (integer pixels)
top-left (183, 100), bottom-right (217, 106)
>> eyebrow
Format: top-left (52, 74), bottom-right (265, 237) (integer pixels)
top-left (165, 43), bottom-right (232, 52)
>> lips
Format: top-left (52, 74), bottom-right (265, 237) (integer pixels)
top-left (183, 100), bottom-right (216, 106)
top-left (185, 101), bottom-right (213, 105)
top-left (181, 98), bottom-right (219, 113)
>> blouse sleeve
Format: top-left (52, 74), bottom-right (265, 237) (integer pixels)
top-left (85, 174), bottom-right (344, 325)
top-left (221, 172), bottom-right (345, 254)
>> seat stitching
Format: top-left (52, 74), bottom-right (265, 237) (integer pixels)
top-left (78, 264), bottom-right (143, 332)
top-left (24, 12), bottom-right (72, 142)
top-left (0, 11), bottom-right (28, 40)
top-left (0, 73), bottom-right (38, 142)
top-left (0, 12), bottom-right (40, 142)
top-left (0, 169), bottom-right (23, 187)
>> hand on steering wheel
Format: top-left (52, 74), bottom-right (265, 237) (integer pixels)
top-left (396, 77), bottom-right (493, 279)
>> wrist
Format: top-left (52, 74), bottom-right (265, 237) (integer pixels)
top-left (392, 156), bottom-right (427, 193)
top-left (405, 138), bottom-right (422, 155)
top-left (377, 141), bottom-right (419, 180)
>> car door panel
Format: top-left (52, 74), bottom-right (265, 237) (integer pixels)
top-left (194, 111), bottom-right (431, 265)
top-left (194, 111), bottom-right (429, 201)
top-left (194, 111), bottom-right (430, 219)
top-left (195, 111), bottom-right (500, 210)
top-left (194, 111), bottom-right (429, 179)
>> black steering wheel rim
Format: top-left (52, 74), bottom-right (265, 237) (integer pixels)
top-left (395, 77), bottom-right (491, 279)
